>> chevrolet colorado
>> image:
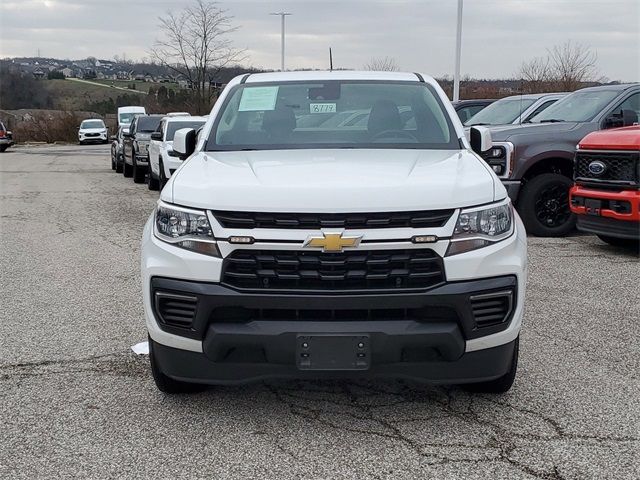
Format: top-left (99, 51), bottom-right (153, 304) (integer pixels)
top-left (141, 71), bottom-right (527, 394)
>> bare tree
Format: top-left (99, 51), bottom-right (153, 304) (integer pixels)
top-left (519, 56), bottom-right (552, 93)
top-left (150, 0), bottom-right (245, 113)
top-left (547, 41), bottom-right (601, 91)
top-left (519, 41), bottom-right (602, 93)
top-left (364, 56), bottom-right (400, 72)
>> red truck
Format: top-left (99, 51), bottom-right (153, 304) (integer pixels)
top-left (570, 126), bottom-right (640, 247)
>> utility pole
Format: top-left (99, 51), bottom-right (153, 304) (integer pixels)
top-left (270, 12), bottom-right (291, 71)
top-left (453, 0), bottom-right (463, 101)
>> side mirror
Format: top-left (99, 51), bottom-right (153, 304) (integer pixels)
top-left (150, 131), bottom-right (162, 141)
top-left (604, 109), bottom-right (639, 129)
top-left (621, 109), bottom-right (638, 127)
top-left (469, 126), bottom-right (492, 155)
top-left (173, 128), bottom-right (196, 159)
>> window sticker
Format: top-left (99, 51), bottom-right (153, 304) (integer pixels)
top-left (239, 86), bottom-right (279, 111)
top-left (310, 103), bottom-right (337, 113)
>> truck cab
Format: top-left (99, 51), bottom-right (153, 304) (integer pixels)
top-left (570, 126), bottom-right (640, 247)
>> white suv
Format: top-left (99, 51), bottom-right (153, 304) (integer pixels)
top-left (141, 71), bottom-right (527, 394)
top-left (78, 119), bottom-right (108, 144)
top-left (148, 116), bottom-right (207, 190)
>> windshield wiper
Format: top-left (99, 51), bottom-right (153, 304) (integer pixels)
top-left (467, 122), bottom-right (491, 126)
top-left (539, 119), bottom-right (565, 123)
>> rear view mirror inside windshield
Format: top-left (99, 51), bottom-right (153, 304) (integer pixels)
top-left (308, 83), bottom-right (341, 101)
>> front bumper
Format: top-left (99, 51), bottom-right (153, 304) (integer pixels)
top-left (570, 185), bottom-right (639, 239)
top-left (79, 132), bottom-right (107, 142)
top-left (141, 212), bottom-right (527, 384)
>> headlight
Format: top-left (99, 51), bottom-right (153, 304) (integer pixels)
top-left (446, 200), bottom-right (514, 256)
top-left (480, 141), bottom-right (513, 178)
top-left (154, 202), bottom-right (220, 256)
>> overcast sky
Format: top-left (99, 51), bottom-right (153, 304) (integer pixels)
top-left (1, 0), bottom-right (638, 81)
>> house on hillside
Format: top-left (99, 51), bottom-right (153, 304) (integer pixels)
top-left (32, 67), bottom-right (46, 79)
top-left (61, 67), bottom-right (74, 78)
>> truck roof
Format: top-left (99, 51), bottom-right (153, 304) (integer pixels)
top-left (579, 126), bottom-right (640, 151)
top-left (243, 70), bottom-right (426, 83)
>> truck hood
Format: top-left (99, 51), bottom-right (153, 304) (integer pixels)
top-left (166, 149), bottom-right (500, 212)
top-left (488, 122), bottom-right (580, 142)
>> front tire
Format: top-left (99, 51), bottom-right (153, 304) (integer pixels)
top-left (132, 157), bottom-right (145, 183)
top-left (518, 173), bottom-right (575, 237)
top-left (149, 336), bottom-right (206, 394)
top-left (0, 145), bottom-right (7, 153)
top-left (123, 158), bottom-right (133, 177)
top-left (159, 159), bottom-right (168, 190)
top-left (115, 154), bottom-right (123, 173)
top-left (464, 337), bottom-right (519, 394)
top-left (148, 167), bottom-right (160, 191)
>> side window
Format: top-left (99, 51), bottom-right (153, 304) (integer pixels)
top-left (524, 100), bottom-right (557, 122)
top-left (612, 92), bottom-right (640, 120)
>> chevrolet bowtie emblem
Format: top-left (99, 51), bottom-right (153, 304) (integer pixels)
top-left (303, 232), bottom-right (363, 252)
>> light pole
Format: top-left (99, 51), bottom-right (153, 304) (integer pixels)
top-left (453, 0), bottom-right (463, 101)
top-left (270, 12), bottom-right (291, 71)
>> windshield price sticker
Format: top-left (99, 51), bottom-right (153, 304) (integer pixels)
top-left (239, 86), bottom-right (279, 111)
top-left (310, 103), bottom-right (337, 113)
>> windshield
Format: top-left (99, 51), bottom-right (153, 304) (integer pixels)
top-left (81, 120), bottom-right (104, 129)
top-left (119, 113), bottom-right (141, 125)
top-left (465, 98), bottom-right (537, 126)
top-left (166, 121), bottom-right (206, 141)
top-left (207, 81), bottom-right (458, 151)
top-left (136, 116), bottom-right (162, 132)
top-left (529, 89), bottom-right (621, 123)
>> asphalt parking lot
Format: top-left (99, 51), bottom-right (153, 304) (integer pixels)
top-left (1, 144), bottom-right (638, 479)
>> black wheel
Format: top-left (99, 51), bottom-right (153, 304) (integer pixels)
top-left (464, 337), bottom-right (519, 394)
top-left (597, 235), bottom-right (640, 249)
top-left (0, 145), bottom-right (7, 153)
top-left (115, 154), bottom-right (123, 173)
top-left (149, 336), bottom-right (206, 394)
top-left (110, 148), bottom-right (116, 170)
top-left (517, 173), bottom-right (575, 237)
top-left (132, 157), bottom-right (145, 183)
top-left (123, 158), bottom-right (133, 177)
top-left (159, 159), bottom-right (168, 190)
top-left (148, 166), bottom-right (160, 191)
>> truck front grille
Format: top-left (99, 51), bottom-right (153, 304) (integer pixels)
top-left (221, 248), bottom-right (445, 292)
top-left (211, 209), bottom-right (454, 230)
top-left (575, 151), bottom-right (639, 186)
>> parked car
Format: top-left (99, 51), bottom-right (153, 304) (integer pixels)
top-left (110, 126), bottom-right (126, 172)
top-left (0, 120), bottom-right (14, 152)
top-left (117, 106), bottom-right (146, 128)
top-left (122, 115), bottom-right (163, 183)
top-left (452, 99), bottom-right (495, 124)
top-left (141, 71), bottom-right (527, 394)
top-left (465, 93), bottom-right (566, 127)
top-left (570, 126), bottom-right (639, 247)
top-left (148, 116), bottom-right (207, 191)
top-left (480, 83), bottom-right (639, 236)
top-left (78, 119), bottom-right (108, 145)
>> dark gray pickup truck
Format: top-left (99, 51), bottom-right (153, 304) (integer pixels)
top-left (481, 83), bottom-right (639, 236)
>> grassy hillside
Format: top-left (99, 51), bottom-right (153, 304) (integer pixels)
top-left (93, 79), bottom-right (180, 93)
top-left (41, 79), bottom-right (145, 110)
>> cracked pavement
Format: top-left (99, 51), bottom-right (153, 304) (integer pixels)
top-left (1, 144), bottom-right (639, 479)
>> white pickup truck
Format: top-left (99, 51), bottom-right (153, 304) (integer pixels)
top-left (141, 71), bottom-right (527, 394)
